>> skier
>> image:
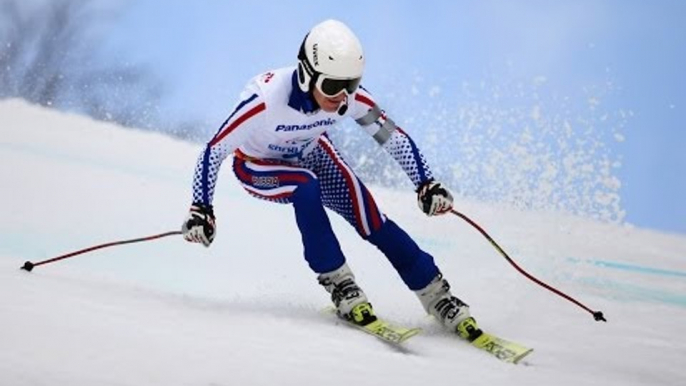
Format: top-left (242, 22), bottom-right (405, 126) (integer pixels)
top-left (181, 19), bottom-right (480, 340)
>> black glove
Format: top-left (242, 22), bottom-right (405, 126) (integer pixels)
top-left (417, 180), bottom-right (454, 216)
top-left (181, 203), bottom-right (216, 247)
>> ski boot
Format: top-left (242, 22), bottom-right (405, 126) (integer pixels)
top-left (415, 273), bottom-right (483, 341)
top-left (318, 263), bottom-right (377, 326)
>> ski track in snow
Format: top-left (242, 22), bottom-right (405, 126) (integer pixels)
top-left (2, 99), bottom-right (685, 386)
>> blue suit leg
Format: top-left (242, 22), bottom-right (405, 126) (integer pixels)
top-left (291, 178), bottom-right (346, 274)
top-left (366, 219), bottom-right (439, 290)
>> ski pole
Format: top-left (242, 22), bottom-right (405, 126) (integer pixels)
top-left (450, 209), bottom-right (606, 322)
top-left (20, 230), bottom-right (183, 272)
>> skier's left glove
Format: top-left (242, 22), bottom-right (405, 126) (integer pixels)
top-left (417, 180), bottom-right (453, 216)
top-left (181, 203), bottom-right (216, 247)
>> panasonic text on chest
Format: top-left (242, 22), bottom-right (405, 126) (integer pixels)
top-left (275, 118), bottom-right (335, 132)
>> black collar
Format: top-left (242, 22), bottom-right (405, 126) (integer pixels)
top-left (288, 70), bottom-right (320, 114)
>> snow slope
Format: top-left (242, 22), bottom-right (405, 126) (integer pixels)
top-left (2, 99), bottom-right (685, 386)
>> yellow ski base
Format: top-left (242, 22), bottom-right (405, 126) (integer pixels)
top-left (353, 319), bottom-right (422, 344)
top-left (324, 306), bottom-right (421, 345)
top-left (470, 331), bottom-right (534, 364)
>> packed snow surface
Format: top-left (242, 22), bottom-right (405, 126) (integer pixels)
top-left (2, 100), bottom-right (685, 385)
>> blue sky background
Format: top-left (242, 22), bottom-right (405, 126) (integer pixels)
top-left (92, 0), bottom-right (685, 234)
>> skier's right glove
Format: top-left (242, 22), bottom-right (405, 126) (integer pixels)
top-left (181, 203), bottom-right (216, 247)
top-left (417, 180), bottom-right (454, 216)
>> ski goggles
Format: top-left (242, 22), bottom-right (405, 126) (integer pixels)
top-left (314, 75), bottom-right (362, 97)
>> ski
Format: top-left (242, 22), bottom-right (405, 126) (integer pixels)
top-left (324, 307), bottom-right (531, 361)
top-left (324, 307), bottom-right (422, 345)
top-left (346, 317), bottom-right (422, 345)
top-left (469, 330), bottom-right (533, 364)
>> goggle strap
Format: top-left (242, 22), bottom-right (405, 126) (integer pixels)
top-left (298, 34), bottom-right (318, 80)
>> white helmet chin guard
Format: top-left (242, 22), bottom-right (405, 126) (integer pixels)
top-left (297, 19), bottom-right (365, 96)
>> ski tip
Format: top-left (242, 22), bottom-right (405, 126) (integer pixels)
top-left (20, 261), bottom-right (35, 272)
top-left (593, 311), bottom-right (607, 322)
top-left (400, 327), bottom-right (423, 342)
top-left (513, 349), bottom-right (534, 365)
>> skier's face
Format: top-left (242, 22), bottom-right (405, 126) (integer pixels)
top-left (312, 87), bottom-right (347, 113)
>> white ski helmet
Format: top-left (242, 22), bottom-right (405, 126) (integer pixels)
top-left (297, 19), bottom-right (364, 96)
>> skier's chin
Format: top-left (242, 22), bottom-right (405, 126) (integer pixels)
top-left (320, 102), bottom-right (339, 113)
